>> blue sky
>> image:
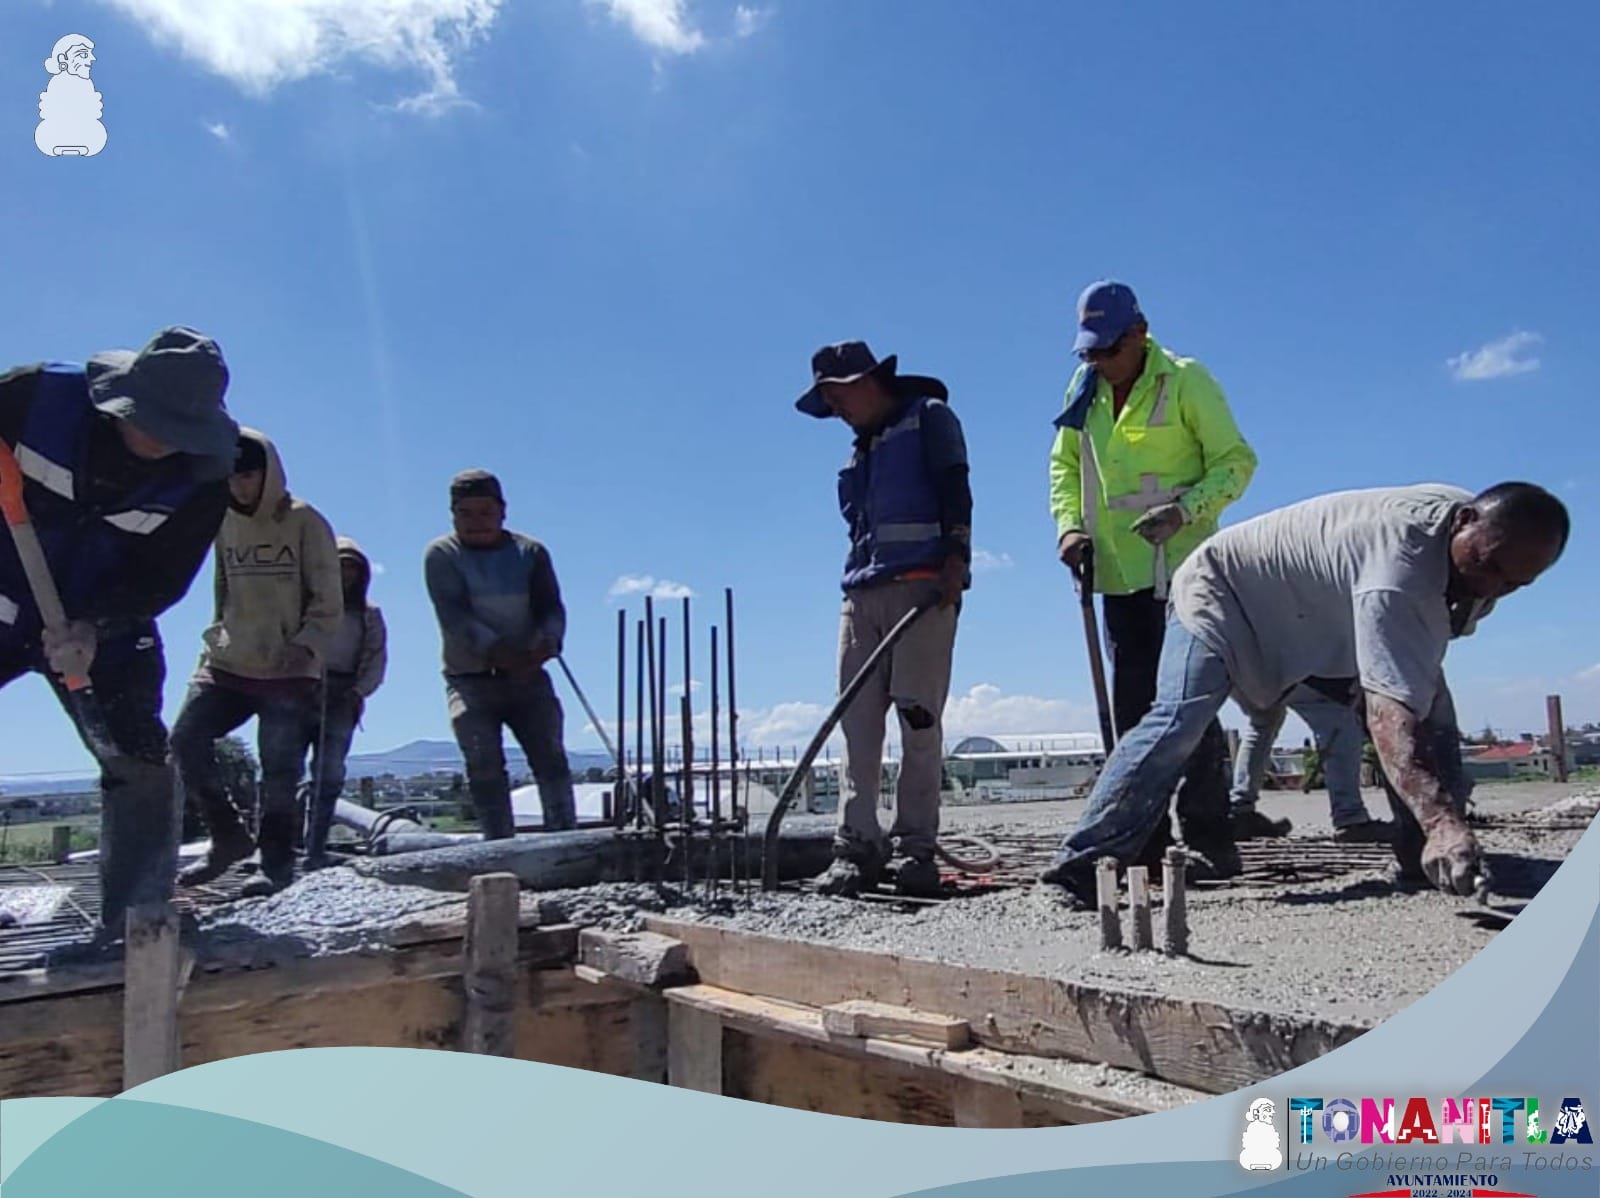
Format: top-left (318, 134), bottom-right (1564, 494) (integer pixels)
top-left (3, 0), bottom-right (1596, 780)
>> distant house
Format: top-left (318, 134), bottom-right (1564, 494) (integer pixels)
top-left (1465, 742), bottom-right (1562, 781)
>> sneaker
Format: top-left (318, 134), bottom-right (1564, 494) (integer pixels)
top-left (177, 825), bottom-right (256, 887)
top-left (1185, 841), bottom-right (1243, 881)
top-left (1231, 808), bottom-right (1293, 839)
top-left (893, 856), bottom-right (943, 898)
top-left (814, 857), bottom-right (878, 898)
top-left (1333, 819), bottom-right (1394, 844)
top-left (238, 867), bottom-right (293, 899)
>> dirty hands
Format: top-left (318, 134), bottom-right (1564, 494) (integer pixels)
top-left (1130, 502), bottom-right (1188, 546)
top-left (42, 619), bottom-right (96, 679)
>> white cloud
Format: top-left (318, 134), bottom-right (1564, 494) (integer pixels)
top-left (607, 573), bottom-right (696, 601)
top-left (369, 561), bottom-right (388, 576)
top-left (203, 120), bottom-right (232, 141)
top-left (1579, 663), bottom-right (1600, 682)
top-left (102, 0), bottom-right (504, 112)
top-left (590, 0), bottom-right (706, 54)
top-left (1448, 331), bottom-right (1543, 382)
top-left (733, 5), bottom-right (770, 37)
top-left (971, 548), bottom-right (1013, 573)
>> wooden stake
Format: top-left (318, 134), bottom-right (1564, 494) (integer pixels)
top-left (667, 1003), bottom-right (723, 1093)
top-left (1127, 865), bottom-right (1153, 951)
top-left (1095, 856), bottom-right (1121, 950)
top-left (123, 902), bottom-right (181, 1089)
top-left (1162, 847), bottom-right (1188, 957)
top-left (463, 872), bottom-right (519, 1056)
top-left (1547, 695), bottom-right (1569, 783)
top-left (51, 824), bottom-right (73, 863)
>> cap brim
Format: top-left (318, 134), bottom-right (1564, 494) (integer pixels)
top-left (795, 387), bottom-right (832, 418)
top-left (1073, 326), bottom-right (1119, 353)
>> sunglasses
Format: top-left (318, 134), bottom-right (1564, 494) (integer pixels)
top-left (1079, 330), bottom-right (1133, 363)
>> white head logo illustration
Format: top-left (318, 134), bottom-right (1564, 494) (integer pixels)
top-left (1239, 1097), bottom-right (1284, 1171)
top-left (1554, 1103), bottom-right (1586, 1140)
top-left (36, 34), bottom-right (107, 157)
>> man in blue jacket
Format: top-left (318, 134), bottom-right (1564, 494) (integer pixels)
top-left (797, 341), bottom-right (971, 898)
top-left (0, 326), bottom-right (236, 934)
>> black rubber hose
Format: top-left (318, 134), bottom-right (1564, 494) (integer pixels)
top-left (761, 592), bottom-right (939, 890)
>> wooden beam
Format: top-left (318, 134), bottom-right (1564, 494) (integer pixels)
top-left (646, 916), bottom-right (1369, 1096)
top-left (667, 1002), bottom-right (723, 1093)
top-left (820, 999), bottom-right (971, 1049)
top-left (578, 929), bottom-right (690, 988)
top-left (463, 873), bottom-right (519, 1055)
top-left (122, 902), bottom-right (184, 1090)
top-left (952, 1076), bottom-right (1025, 1128)
top-left (664, 983), bottom-right (1197, 1123)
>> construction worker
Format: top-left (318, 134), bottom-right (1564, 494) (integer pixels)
top-left (0, 327), bottom-right (236, 934)
top-left (1041, 482), bottom-right (1569, 901)
top-left (424, 469), bottom-right (576, 838)
top-left (172, 429), bottom-right (343, 896)
top-left (796, 341), bottom-right (971, 898)
top-left (301, 536), bottom-right (388, 867)
top-left (1049, 280), bottom-right (1258, 875)
top-left (1227, 680), bottom-right (1394, 843)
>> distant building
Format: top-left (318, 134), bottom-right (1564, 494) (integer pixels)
top-left (1464, 741), bottom-right (1567, 781)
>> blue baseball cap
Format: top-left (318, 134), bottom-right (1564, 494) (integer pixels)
top-left (1072, 280), bottom-right (1143, 353)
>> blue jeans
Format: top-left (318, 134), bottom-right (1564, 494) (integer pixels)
top-left (1047, 618), bottom-right (1233, 883)
top-left (1229, 682), bottom-right (1370, 828)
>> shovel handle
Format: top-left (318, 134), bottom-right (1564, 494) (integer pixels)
top-left (0, 440), bottom-right (90, 692)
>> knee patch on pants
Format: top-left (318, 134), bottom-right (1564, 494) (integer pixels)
top-left (898, 703), bottom-right (935, 731)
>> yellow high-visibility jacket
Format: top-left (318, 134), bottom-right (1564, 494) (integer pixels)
top-left (1048, 337), bottom-right (1257, 596)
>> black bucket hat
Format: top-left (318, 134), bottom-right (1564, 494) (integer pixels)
top-left (86, 326), bottom-right (238, 463)
top-left (795, 340), bottom-right (947, 418)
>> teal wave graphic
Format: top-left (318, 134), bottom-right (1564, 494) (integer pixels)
top-left (3, 1096), bottom-right (470, 1197)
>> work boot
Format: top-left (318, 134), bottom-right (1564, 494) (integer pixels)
top-left (177, 821), bottom-right (256, 887)
top-left (1231, 807), bottom-right (1293, 840)
top-left (538, 776), bottom-right (578, 832)
top-left (1036, 862), bottom-right (1095, 909)
top-left (814, 856), bottom-right (879, 898)
top-left (893, 856), bottom-right (942, 898)
top-left (1184, 840), bottom-right (1243, 882)
top-left (1333, 818), bottom-right (1394, 844)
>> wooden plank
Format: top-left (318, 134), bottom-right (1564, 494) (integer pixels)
top-left (820, 999), bottom-right (971, 1049)
top-left (578, 928), bottom-right (690, 988)
top-left (122, 902), bottom-right (183, 1090)
top-left (952, 1076), bottom-right (1025, 1128)
top-left (665, 983), bottom-right (1191, 1124)
top-left (463, 873), bottom-right (519, 1055)
top-left (667, 1002), bottom-right (723, 1093)
top-left (725, 1031), bottom-right (951, 1124)
top-left (646, 916), bottom-right (1369, 1095)
top-left (2, 963), bottom-right (641, 1101)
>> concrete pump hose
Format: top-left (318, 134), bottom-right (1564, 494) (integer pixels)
top-left (932, 834), bottom-right (1002, 875)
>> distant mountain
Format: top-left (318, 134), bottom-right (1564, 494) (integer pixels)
top-left (344, 739), bottom-right (614, 779)
top-left (0, 739), bottom-right (616, 799)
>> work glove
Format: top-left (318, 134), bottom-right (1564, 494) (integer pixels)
top-left (1419, 814), bottom-right (1482, 896)
top-left (42, 619), bottom-right (96, 679)
top-left (1057, 530), bottom-right (1091, 569)
top-left (1130, 502), bottom-right (1188, 546)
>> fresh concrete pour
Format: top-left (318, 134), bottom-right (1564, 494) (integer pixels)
top-left (190, 782), bottom-right (1594, 1028)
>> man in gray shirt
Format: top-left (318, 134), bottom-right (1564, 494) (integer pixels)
top-left (1041, 482), bottom-right (1569, 901)
top-left (424, 469), bottom-right (576, 838)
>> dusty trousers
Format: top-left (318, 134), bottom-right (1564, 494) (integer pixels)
top-left (834, 578), bottom-right (958, 863)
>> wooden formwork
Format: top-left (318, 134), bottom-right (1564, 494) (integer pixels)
top-left (0, 876), bottom-right (1373, 1124)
